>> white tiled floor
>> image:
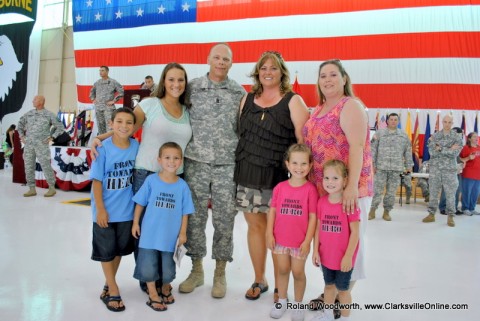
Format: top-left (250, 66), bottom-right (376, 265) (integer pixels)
top-left (0, 168), bottom-right (479, 321)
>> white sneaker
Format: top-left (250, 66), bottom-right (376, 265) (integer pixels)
top-left (472, 210), bottom-right (480, 215)
top-left (270, 302), bottom-right (287, 319)
top-left (291, 309), bottom-right (305, 321)
top-left (311, 310), bottom-right (334, 321)
top-left (464, 210), bottom-right (472, 216)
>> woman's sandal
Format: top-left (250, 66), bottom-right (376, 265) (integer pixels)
top-left (161, 284), bottom-right (175, 304)
top-left (146, 297), bottom-right (167, 312)
top-left (99, 285), bottom-right (109, 301)
top-left (245, 282), bottom-right (269, 300)
top-left (308, 293), bottom-right (341, 319)
top-left (309, 293), bottom-right (324, 311)
top-left (102, 295), bottom-right (125, 312)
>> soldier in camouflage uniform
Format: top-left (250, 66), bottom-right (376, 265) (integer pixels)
top-left (17, 95), bottom-right (65, 197)
top-left (89, 66), bottom-right (124, 135)
top-left (179, 43), bottom-right (246, 298)
top-left (369, 113), bottom-right (413, 221)
top-left (422, 115), bottom-right (462, 227)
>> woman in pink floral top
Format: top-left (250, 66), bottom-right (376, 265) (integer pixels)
top-left (302, 59), bottom-right (373, 314)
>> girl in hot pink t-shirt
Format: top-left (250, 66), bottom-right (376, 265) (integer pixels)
top-left (266, 144), bottom-right (318, 320)
top-left (313, 160), bottom-right (360, 321)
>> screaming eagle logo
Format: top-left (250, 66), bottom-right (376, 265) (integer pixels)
top-left (0, 35), bottom-right (23, 102)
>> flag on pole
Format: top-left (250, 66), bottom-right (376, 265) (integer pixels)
top-left (434, 112), bottom-right (440, 132)
top-left (405, 111), bottom-right (412, 141)
top-left (474, 113), bottom-right (478, 134)
top-left (397, 112), bottom-right (402, 129)
top-left (293, 75), bottom-right (302, 96)
top-left (422, 114), bottom-right (431, 162)
top-left (461, 113), bottom-right (466, 136)
top-left (379, 114), bottom-right (387, 129)
top-left (412, 112), bottom-right (420, 172)
top-left (374, 111), bottom-right (379, 130)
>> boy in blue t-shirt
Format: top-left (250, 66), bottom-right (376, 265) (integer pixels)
top-left (90, 108), bottom-right (139, 312)
top-left (132, 142), bottom-right (194, 312)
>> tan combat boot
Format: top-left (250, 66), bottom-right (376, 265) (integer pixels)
top-left (23, 187), bottom-right (37, 197)
top-left (179, 258), bottom-right (204, 293)
top-left (211, 260), bottom-right (227, 298)
top-left (368, 208), bottom-right (376, 220)
top-left (422, 214), bottom-right (435, 223)
top-left (382, 210), bottom-right (392, 221)
top-left (44, 187), bottom-right (56, 197)
top-left (447, 215), bottom-right (455, 227)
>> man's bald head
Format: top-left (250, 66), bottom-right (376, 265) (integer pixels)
top-left (32, 95), bottom-right (45, 110)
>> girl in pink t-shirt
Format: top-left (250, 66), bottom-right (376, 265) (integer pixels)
top-left (312, 160), bottom-right (360, 321)
top-left (266, 144), bottom-right (318, 321)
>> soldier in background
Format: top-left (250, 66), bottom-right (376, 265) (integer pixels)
top-left (89, 66), bottom-right (124, 135)
top-left (422, 115), bottom-right (462, 227)
top-left (368, 113), bottom-right (413, 221)
top-left (439, 127), bottom-right (465, 215)
top-left (140, 75), bottom-right (158, 93)
top-left (17, 95), bottom-right (65, 197)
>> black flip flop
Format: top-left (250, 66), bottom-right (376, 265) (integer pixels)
top-left (102, 295), bottom-right (125, 312)
top-left (146, 297), bottom-right (167, 312)
top-left (245, 282), bottom-right (269, 300)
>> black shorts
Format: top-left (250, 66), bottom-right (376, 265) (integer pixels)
top-left (91, 221), bottom-right (134, 262)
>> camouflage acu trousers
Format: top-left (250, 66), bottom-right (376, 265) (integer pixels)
top-left (184, 159), bottom-right (237, 262)
top-left (24, 141), bottom-right (56, 188)
top-left (428, 169), bottom-right (458, 215)
top-left (95, 105), bottom-right (115, 135)
top-left (371, 170), bottom-right (402, 211)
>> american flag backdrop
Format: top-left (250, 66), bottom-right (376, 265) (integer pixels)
top-left (72, 0), bottom-right (480, 109)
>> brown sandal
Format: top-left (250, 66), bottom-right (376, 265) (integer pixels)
top-left (161, 284), bottom-right (175, 304)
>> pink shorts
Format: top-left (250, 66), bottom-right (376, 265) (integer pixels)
top-left (272, 244), bottom-right (307, 260)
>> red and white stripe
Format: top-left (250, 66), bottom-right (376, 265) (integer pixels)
top-left (73, 0), bottom-right (480, 109)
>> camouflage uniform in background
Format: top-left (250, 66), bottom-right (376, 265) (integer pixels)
top-left (415, 161), bottom-right (430, 200)
top-left (89, 77), bottom-right (123, 134)
top-left (17, 108), bottom-right (65, 188)
top-left (184, 74), bottom-right (245, 262)
top-left (427, 131), bottom-right (462, 215)
top-left (370, 128), bottom-right (413, 212)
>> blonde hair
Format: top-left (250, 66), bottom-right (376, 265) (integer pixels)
top-left (250, 51), bottom-right (292, 97)
top-left (323, 159), bottom-right (348, 178)
top-left (285, 143), bottom-right (312, 163)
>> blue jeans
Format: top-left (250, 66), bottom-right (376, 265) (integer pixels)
top-left (439, 174), bottom-right (462, 211)
top-left (461, 178), bottom-right (480, 211)
top-left (321, 265), bottom-right (353, 291)
top-left (134, 248), bottom-right (176, 284)
top-left (133, 169), bottom-right (159, 290)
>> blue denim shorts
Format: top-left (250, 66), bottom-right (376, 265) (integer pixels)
top-left (134, 248), bottom-right (176, 284)
top-left (91, 221), bottom-right (134, 262)
top-left (321, 265), bottom-right (353, 291)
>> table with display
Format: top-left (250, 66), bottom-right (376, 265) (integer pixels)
top-left (35, 146), bottom-right (92, 191)
top-left (411, 173), bottom-right (429, 203)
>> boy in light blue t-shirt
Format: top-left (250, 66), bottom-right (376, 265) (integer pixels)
top-left (132, 142), bottom-right (194, 312)
top-left (90, 108), bottom-right (139, 312)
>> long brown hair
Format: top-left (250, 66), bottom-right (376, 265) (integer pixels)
top-left (152, 63), bottom-right (190, 108)
top-left (317, 59), bottom-right (354, 105)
